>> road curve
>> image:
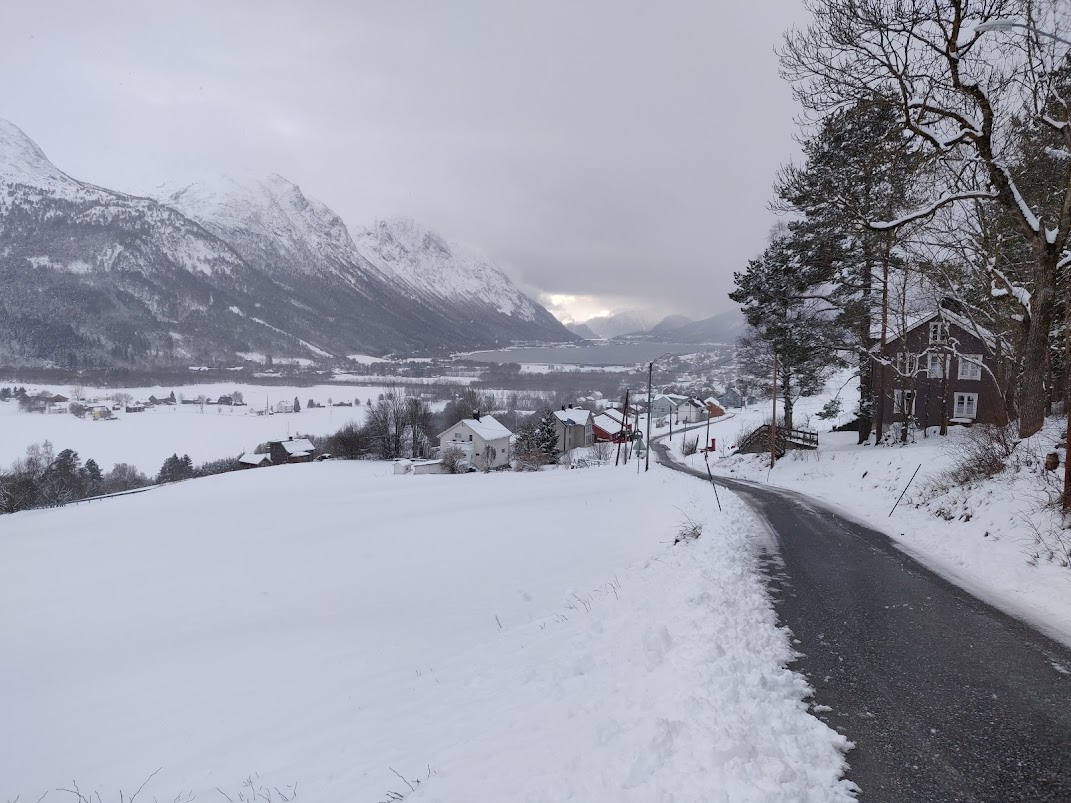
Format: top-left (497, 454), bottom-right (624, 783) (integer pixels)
top-left (652, 440), bottom-right (1071, 802)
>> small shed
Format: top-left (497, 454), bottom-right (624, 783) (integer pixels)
top-left (412, 459), bottom-right (444, 475)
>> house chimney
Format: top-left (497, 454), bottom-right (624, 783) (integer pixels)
top-left (561, 405), bottom-right (566, 411)
top-left (568, 403), bottom-right (573, 409)
top-left (473, 409), bottom-right (481, 421)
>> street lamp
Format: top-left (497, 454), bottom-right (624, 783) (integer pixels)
top-left (644, 352), bottom-right (675, 472)
top-left (974, 19), bottom-right (1071, 46)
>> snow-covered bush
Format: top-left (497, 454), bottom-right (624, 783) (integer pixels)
top-left (440, 445), bottom-right (466, 474)
top-left (941, 423), bottom-right (1018, 486)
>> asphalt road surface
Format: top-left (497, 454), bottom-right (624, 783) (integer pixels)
top-left (652, 441), bottom-right (1071, 802)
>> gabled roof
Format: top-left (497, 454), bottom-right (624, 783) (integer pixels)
top-left (553, 408), bottom-right (592, 426)
top-left (239, 451), bottom-right (271, 465)
top-left (598, 408), bottom-right (629, 426)
top-left (593, 412), bottom-right (627, 434)
top-left (872, 308), bottom-right (1003, 352)
top-left (267, 437), bottom-right (316, 455)
top-left (439, 414), bottom-right (512, 441)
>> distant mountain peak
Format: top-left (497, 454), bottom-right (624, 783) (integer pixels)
top-left (355, 217), bottom-right (541, 320)
top-left (0, 118), bottom-right (79, 193)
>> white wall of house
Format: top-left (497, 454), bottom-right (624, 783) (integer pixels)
top-left (438, 421), bottom-right (511, 470)
top-left (677, 401), bottom-right (707, 424)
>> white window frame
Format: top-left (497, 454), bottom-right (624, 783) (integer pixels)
top-left (926, 353), bottom-right (949, 379)
top-left (958, 354), bottom-right (983, 380)
top-left (929, 321), bottom-right (949, 343)
top-left (895, 352), bottom-right (919, 376)
top-left (893, 389), bottom-right (916, 416)
top-left (954, 391), bottom-right (978, 419)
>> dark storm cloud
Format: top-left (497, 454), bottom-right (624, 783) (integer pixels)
top-left (0, 0), bottom-right (810, 321)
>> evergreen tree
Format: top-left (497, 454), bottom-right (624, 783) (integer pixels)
top-left (774, 99), bottom-right (924, 441)
top-left (293, 396), bottom-right (301, 413)
top-left (730, 232), bottom-right (846, 431)
top-left (536, 410), bottom-right (561, 462)
top-left (82, 458), bottom-right (103, 495)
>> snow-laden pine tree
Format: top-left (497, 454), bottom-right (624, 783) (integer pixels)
top-left (774, 100), bottom-right (925, 441)
top-left (781, 0), bottom-right (1071, 437)
top-left (730, 231), bottom-right (846, 431)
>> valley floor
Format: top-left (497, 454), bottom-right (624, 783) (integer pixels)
top-left (1, 461), bottom-right (854, 802)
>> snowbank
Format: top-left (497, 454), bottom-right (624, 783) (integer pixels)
top-left (665, 421), bottom-right (1071, 649)
top-left (1, 461), bottom-right (854, 802)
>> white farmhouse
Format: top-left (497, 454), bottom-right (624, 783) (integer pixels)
top-left (438, 413), bottom-right (512, 471)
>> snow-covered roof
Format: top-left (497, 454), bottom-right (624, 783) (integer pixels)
top-left (554, 408), bottom-right (592, 426)
top-left (269, 437), bottom-right (316, 455)
top-left (598, 408), bottom-right (629, 426)
top-left (440, 414), bottom-right (512, 441)
top-left (593, 413), bottom-right (626, 434)
top-left (239, 452), bottom-right (271, 465)
top-left (704, 397), bottom-right (722, 407)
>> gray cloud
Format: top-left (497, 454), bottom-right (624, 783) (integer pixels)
top-left (0, 0), bottom-right (809, 321)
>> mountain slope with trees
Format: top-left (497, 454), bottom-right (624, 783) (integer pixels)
top-left (0, 119), bottom-right (574, 369)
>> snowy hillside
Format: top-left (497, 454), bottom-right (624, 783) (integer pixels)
top-left (0, 462), bottom-right (855, 802)
top-left (355, 217), bottom-right (545, 321)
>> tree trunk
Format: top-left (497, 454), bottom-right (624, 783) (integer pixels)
top-left (1018, 274), bottom-right (1055, 438)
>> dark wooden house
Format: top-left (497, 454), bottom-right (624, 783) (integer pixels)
top-left (266, 437), bottom-right (316, 464)
top-left (872, 308), bottom-right (1009, 434)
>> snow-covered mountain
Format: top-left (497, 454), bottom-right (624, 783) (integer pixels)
top-left (0, 118), bottom-right (573, 367)
top-left (354, 218), bottom-right (544, 322)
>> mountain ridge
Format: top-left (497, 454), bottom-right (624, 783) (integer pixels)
top-left (0, 118), bottom-right (574, 368)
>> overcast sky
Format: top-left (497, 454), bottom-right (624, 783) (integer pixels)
top-left (1, 1), bottom-right (810, 323)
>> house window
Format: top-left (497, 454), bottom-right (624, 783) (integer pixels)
top-left (895, 352), bottom-right (919, 376)
top-left (893, 390), bottom-right (915, 415)
top-left (958, 354), bottom-right (983, 380)
top-left (926, 353), bottom-right (949, 379)
top-left (954, 392), bottom-right (978, 419)
top-left (929, 321), bottom-right (949, 343)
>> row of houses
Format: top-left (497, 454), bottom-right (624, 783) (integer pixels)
top-left (650, 394), bottom-right (726, 423)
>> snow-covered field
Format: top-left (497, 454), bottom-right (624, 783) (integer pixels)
top-left (1, 461), bottom-right (855, 802)
top-left (0, 383), bottom-right (403, 472)
top-left (662, 412), bottom-right (1071, 649)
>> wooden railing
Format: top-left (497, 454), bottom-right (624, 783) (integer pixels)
top-left (736, 425), bottom-right (818, 458)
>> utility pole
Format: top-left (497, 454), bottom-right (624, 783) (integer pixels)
top-left (645, 361), bottom-right (654, 471)
top-left (705, 396), bottom-right (711, 454)
top-left (634, 403), bottom-right (642, 474)
top-left (770, 350), bottom-right (778, 470)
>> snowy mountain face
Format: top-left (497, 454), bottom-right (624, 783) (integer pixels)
top-left (160, 174), bottom-right (363, 280)
top-left (0, 118), bottom-right (573, 368)
top-left (354, 218), bottom-right (544, 322)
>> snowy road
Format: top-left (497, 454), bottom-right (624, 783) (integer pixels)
top-left (653, 440), bottom-right (1071, 801)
